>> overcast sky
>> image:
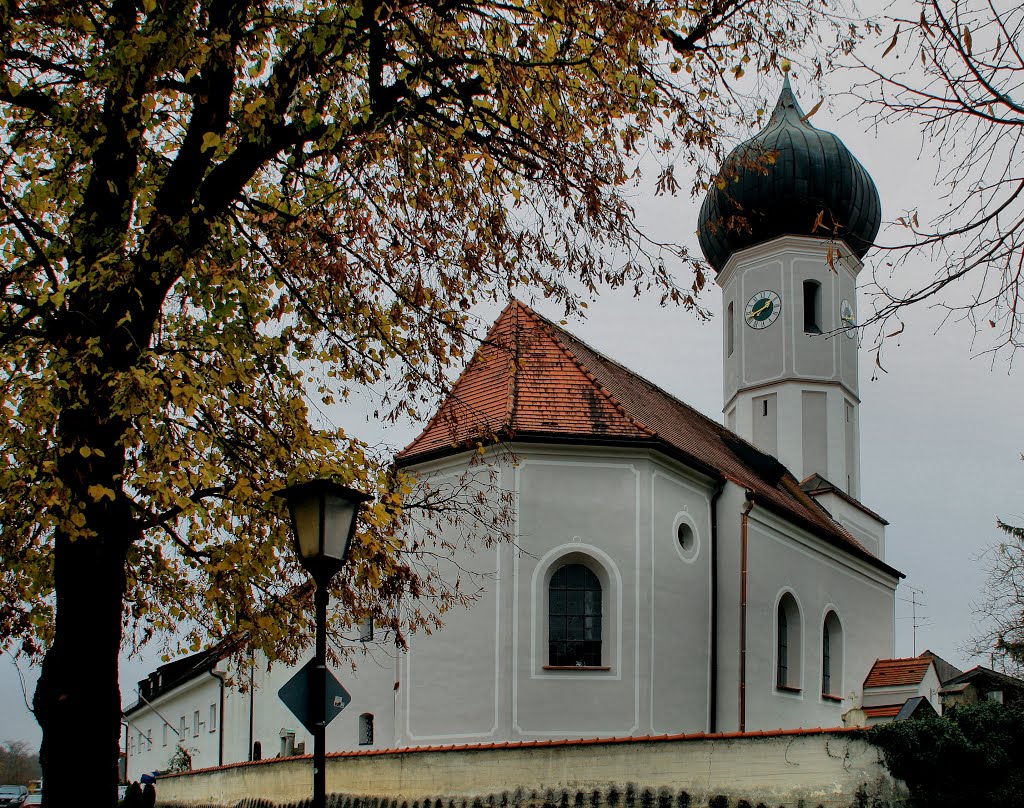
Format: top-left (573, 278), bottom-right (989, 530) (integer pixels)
top-left (4, 25), bottom-right (1024, 749)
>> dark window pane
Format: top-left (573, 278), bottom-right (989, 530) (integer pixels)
top-left (549, 563), bottom-right (603, 666)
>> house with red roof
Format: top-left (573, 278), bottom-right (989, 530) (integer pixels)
top-left (857, 658), bottom-right (942, 725)
top-left (125, 76), bottom-right (918, 778)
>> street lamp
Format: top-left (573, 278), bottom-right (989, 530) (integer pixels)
top-left (276, 480), bottom-right (371, 808)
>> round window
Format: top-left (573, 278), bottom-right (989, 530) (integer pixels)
top-left (672, 515), bottom-right (699, 563)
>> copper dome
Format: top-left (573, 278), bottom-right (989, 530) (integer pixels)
top-left (697, 76), bottom-right (881, 271)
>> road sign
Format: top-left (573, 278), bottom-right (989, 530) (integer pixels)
top-left (278, 659), bottom-right (351, 735)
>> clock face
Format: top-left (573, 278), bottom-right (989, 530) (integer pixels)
top-left (840, 299), bottom-right (856, 338)
top-left (745, 290), bottom-right (782, 329)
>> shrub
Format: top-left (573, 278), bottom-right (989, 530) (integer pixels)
top-left (868, 700), bottom-right (1024, 806)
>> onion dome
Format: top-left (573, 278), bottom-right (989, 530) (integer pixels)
top-left (697, 74), bottom-right (881, 272)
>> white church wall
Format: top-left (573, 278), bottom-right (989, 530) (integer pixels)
top-left (648, 458), bottom-right (717, 734)
top-left (710, 484), bottom-right (897, 733)
top-left (512, 450), bottom-right (644, 738)
top-left (396, 444), bottom-right (721, 745)
top-left (396, 455), bottom-right (511, 746)
top-left (742, 507), bottom-right (897, 731)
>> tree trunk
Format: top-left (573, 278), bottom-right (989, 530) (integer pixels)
top-left (34, 522), bottom-right (131, 808)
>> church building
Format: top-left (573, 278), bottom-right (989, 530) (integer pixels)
top-left (123, 76), bottom-right (910, 778)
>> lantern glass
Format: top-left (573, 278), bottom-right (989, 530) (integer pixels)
top-left (289, 494), bottom-right (323, 561)
top-left (322, 493), bottom-right (358, 562)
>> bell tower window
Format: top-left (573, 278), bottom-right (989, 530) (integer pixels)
top-left (803, 280), bottom-right (822, 334)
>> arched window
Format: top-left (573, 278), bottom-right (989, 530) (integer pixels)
top-left (359, 713), bottom-right (374, 746)
top-left (548, 563), bottom-right (602, 667)
top-left (251, 741), bottom-right (262, 761)
top-left (822, 611), bottom-right (843, 697)
top-left (776, 592), bottom-right (801, 690)
top-left (803, 280), bottom-right (822, 333)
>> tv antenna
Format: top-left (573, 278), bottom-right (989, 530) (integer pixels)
top-left (898, 586), bottom-right (928, 655)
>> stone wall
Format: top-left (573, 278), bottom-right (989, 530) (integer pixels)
top-left (155, 729), bottom-right (906, 808)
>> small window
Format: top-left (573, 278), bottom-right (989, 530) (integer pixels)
top-left (776, 593), bottom-right (802, 690)
top-left (822, 611), bottom-right (843, 698)
top-left (358, 617), bottom-right (374, 642)
top-left (209, 703), bottom-right (217, 732)
top-left (252, 741), bottom-right (262, 761)
top-left (548, 563), bottom-right (602, 667)
top-left (179, 716), bottom-right (187, 740)
top-left (803, 280), bottom-right (822, 333)
top-left (193, 710), bottom-right (200, 737)
top-left (163, 723), bottom-right (168, 747)
top-left (727, 301), bottom-right (735, 357)
top-left (677, 523), bottom-right (694, 553)
top-left (147, 730), bottom-right (153, 750)
top-left (359, 713), bottom-right (374, 746)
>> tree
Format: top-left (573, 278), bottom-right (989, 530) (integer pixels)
top-left (0, 0), bottom-right (848, 804)
top-left (850, 0), bottom-right (1024, 357)
top-left (973, 510), bottom-right (1024, 674)
top-left (0, 740), bottom-right (41, 785)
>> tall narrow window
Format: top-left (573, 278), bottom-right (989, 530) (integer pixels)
top-left (209, 703), bottom-right (217, 732)
top-left (358, 617), bottom-right (374, 642)
top-left (822, 611), bottom-right (843, 697)
top-left (777, 601), bottom-right (788, 687)
top-left (822, 625), bottom-right (831, 694)
top-left (252, 741), bottom-right (262, 761)
top-left (776, 593), bottom-right (801, 690)
top-left (803, 280), bottom-right (822, 333)
top-left (548, 563), bottom-right (602, 667)
top-left (359, 713), bottom-right (374, 746)
top-left (727, 301), bottom-right (735, 356)
top-left (163, 723), bottom-right (169, 747)
top-left (193, 709), bottom-right (200, 737)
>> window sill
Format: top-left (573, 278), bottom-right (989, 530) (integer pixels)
top-left (775, 684), bottom-right (802, 694)
top-left (543, 665), bottom-right (611, 671)
top-left (821, 693), bottom-right (842, 703)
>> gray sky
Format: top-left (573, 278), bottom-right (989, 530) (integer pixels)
top-left (4, 32), bottom-right (1024, 750)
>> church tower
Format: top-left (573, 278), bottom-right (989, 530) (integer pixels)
top-left (697, 72), bottom-right (881, 498)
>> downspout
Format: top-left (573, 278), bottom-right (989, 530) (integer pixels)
top-left (708, 477), bottom-right (726, 734)
top-left (739, 492), bottom-right (754, 732)
top-left (208, 666), bottom-right (228, 767)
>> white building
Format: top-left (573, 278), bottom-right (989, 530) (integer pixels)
top-left (124, 76), bottom-right (913, 779)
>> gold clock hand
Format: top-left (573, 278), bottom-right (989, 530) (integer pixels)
top-left (747, 301), bottom-right (771, 319)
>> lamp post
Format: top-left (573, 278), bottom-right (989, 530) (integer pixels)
top-left (276, 480), bottom-right (370, 808)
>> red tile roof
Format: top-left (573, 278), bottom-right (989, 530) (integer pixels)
top-left (862, 705), bottom-right (902, 719)
top-left (397, 300), bottom-right (901, 576)
top-left (863, 658), bottom-right (934, 688)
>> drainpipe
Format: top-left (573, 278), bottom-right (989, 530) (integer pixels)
top-left (739, 492), bottom-right (754, 733)
top-left (708, 477), bottom-right (726, 734)
top-left (208, 666), bottom-right (228, 767)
